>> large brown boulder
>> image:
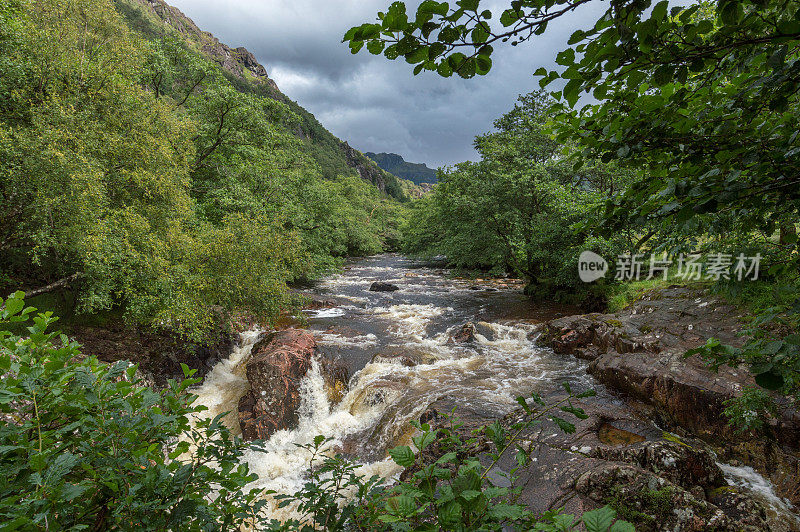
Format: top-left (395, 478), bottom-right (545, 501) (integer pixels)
top-left (237, 329), bottom-right (348, 441)
top-left (369, 281), bottom-right (399, 292)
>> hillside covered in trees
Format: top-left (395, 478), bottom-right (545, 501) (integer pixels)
top-left (0, 0), bottom-right (411, 341)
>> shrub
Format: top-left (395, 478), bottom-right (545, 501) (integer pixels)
top-left (0, 291), bottom-right (264, 530)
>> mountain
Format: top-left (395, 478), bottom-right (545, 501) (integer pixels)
top-left (113, 0), bottom-right (406, 199)
top-left (365, 152), bottom-right (438, 185)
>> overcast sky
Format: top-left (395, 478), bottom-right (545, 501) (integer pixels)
top-left (168, 0), bottom-right (607, 168)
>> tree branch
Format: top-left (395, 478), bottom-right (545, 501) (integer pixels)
top-left (21, 273), bottom-right (81, 299)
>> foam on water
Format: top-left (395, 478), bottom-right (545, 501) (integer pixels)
top-left (191, 336), bottom-right (405, 521)
top-left (303, 307), bottom-right (346, 319)
top-left (370, 303), bottom-right (452, 341)
top-left (191, 329), bottom-right (261, 432)
top-left (717, 462), bottom-right (799, 527)
top-left (315, 331), bottom-right (379, 349)
top-left (183, 256), bottom-right (623, 523)
top-left (188, 316), bottom-right (558, 521)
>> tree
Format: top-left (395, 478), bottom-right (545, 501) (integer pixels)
top-left (403, 91), bottom-right (629, 301)
top-left (344, 0), bottom-right (800, 247)
top-left (347, 0), bottom-right (800, 424)
top-left (0, 0), bottom-right (305, 340)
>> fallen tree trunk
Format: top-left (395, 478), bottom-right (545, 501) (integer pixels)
top-left (21, 273), bottom-right (81, 299)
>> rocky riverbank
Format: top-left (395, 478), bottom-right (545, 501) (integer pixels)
top-left (180, 256), bottom-right (799, 529)
top-left (524, 286), bottom-right (799, 530)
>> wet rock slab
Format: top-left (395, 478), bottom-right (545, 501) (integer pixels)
top-left (540, 287), bottom-right (800, 510)
top-left (420, 395), bottom-right (784, 531)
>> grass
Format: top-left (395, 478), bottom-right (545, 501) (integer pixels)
top-left (606, 484), bottom-right (677, 526)
top-left (605, 271), bottom-right (709, 312)
top-left (713, 275), bottom-right (800, 316)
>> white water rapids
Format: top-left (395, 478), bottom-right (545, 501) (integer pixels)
top-left (187, 255), bottom-right (797, 525)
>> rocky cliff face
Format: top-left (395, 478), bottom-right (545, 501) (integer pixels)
top-left (365, 152), bottom-right (438, 185)
top-left (341, 142), bottom-right (389, 192)
top-left (129, 0), bottom-right (279, 91)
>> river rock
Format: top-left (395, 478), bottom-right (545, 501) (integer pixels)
top-left (540, 287), bottom-right (800, 505)
top-left (302, 293), bottom-right (337, 310)
top-left (369, 281), bottom-right (399, 292)
top-left (573, 463), bottom-right (760, 531)
top-left (237, 329), bottom-right (348, 440)
top-left (450, 322), bottom-right (477, 343)
top-left (371, 352), bottom-right (417, 367)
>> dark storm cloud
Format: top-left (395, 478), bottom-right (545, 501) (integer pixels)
top-left (168, 0), bottom-right (607, 167)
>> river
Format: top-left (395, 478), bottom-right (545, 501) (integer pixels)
top-left (190, 254), bottom-right (798, 526)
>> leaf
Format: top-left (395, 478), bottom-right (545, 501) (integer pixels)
top-left (367, 40), bottom-right (385, 54)
top-left (582, 505), bottom-right (616, 532)
top-left (563, 78), bottom-right (582, 107)
top-left (435, 452), bottom-right (458, 465)
top-left (386, 494), bottom-right (418, 516)
top-left (551, 416), bottom-right (575, 434)
top-left (438, 500), bottom-right (462, 528)
top-left (388, 445), bottom-right (416, 467)
top-left (475, 55), bottom-right (492, 75)
top-left (499, 8), bottom-right (520, 27)
top-left (610, 520), bottom-right (636, 532)
top-left (653, 65), bottom-right (674, 86)
top-left (3, 296), bottom-right (24, 317)
top-left (488, 502), bottom-right (528, 520)
top-left (412, 429), bottom-right (437, 451)
top-left (62, 482), bottom-right (88, 501)
top-left (516, 396), bottom-right (531, 413)
top-left (561, 405), bottom-right (589, 420)
top-left (651, 0), bottom-right (668, 21)
top-left (556, 48), bottom-right (575, 66)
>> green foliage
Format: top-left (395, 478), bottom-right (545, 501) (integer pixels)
top-left (402, 91), bottom-right (633, 304)
top-left (1, 0), bottom-right (407, 341)
top-left (0, 292), bottom-right (265, 529)
top-left (688, 303), bottom-right (800, 430)
top-left (345, 0), bottom-right (800, 255)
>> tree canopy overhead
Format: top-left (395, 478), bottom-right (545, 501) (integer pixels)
top-left (345, 0), bottom-right (800, 248)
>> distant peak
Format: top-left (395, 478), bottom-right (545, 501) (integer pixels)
top-left (365, 152), bottom-right (438, 185)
